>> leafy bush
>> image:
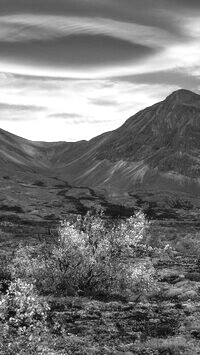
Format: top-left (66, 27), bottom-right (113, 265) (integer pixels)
top-left (10, 211), bottom-right (158, 298)
top-left (0, 278), bottom-right (49, 335)
top-left (0, 278), bottom-right (50, 354)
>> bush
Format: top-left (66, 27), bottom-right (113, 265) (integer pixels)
top-left (0, 278), bottom-right (50, 354)
top-left (10, 211), bottom-right (158, 298)
top-left (0, 279), bottom-right (49, 335)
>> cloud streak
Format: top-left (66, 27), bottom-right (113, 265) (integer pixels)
top-left (0, 15), bottom-right (179, 47)
top-left (89, 98), bottom-right (119, 106)
top-left (0, 102), bottom-right (46, 112)
top-left (0, 10), bottom-right (198, 81)
top-left (0, 102), bottom-right (46, 121)
top-left (0, 14), bottom-right (170, 77)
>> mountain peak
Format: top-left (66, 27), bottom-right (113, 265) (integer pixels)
top-left (166, 89), bottom-right (200, 104)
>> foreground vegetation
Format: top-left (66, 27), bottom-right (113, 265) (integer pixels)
top-left (1, 210), bottom-right (200, 354)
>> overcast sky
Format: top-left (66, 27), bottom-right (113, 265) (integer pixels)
top-left (0, 0), bottom-right (200, 141)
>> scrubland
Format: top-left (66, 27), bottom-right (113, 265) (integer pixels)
top-left (1, 210), bottom-right (200, 354)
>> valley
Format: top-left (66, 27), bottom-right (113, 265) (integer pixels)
top-left (1, 89), bottom-right (200, 354)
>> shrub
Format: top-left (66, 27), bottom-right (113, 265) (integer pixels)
top-left (0, 278), bottom-right (49, 335)
top-left (0, 278), bottom-right (50, 354)
top-left (10, 211), bottom-right (158, 298)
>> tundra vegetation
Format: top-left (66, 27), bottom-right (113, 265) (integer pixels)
top-left (1, 210), bottom-right (200, 354)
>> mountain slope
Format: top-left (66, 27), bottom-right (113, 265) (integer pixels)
top-left (0, 89), bottom-right (200, 200)
top-left (95, 89), bottom-right (200, 174)
top-left (54, 89), bottom-right (200, 197)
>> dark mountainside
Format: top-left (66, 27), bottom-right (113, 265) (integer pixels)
top-left (0, 88), bottom-right (200, 222)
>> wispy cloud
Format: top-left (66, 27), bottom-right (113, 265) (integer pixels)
top-left (0, 102), bottom-right (46, 121)
top-left (0, 10), bottom-right (198, 81)
top-left (0, 15), bottom-right (179, 47)
top-left (117, 69), bottom-right (200, 93)
top-left (0, 102), bottom-right (46, 112)
top-left (89, 98), bottom-right (119, 106)
top-left (0, 14), bottom-right (163, 78)
top-left (49, 113), bottom-right (84, 120)
top-left (49, 112), bottom-right (113, 125)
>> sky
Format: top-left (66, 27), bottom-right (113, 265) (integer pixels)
top-left (0, 0), bottom-right (200, 142)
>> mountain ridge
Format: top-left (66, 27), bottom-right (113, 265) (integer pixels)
top-left (0, 89), bottom-right (200, 202)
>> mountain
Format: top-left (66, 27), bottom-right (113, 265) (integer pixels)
top-left (0, 89), bottom-right (200, 219)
